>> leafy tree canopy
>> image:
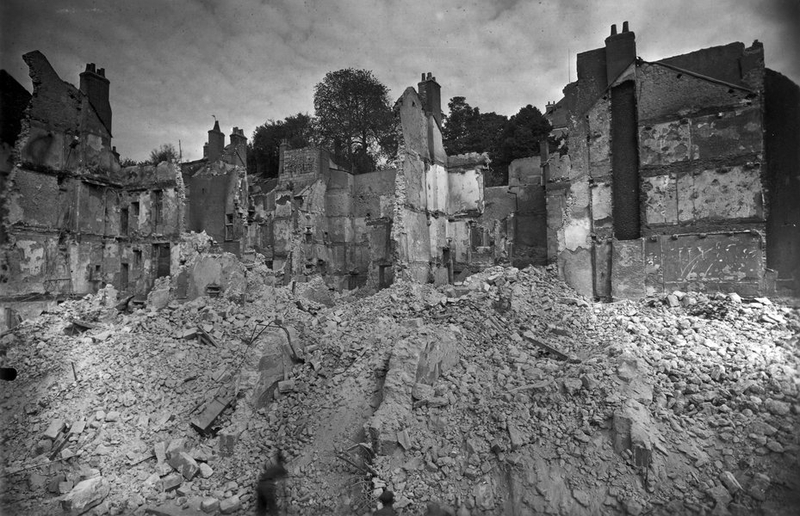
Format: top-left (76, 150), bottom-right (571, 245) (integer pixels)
top-left (497, 104), bottom-right (552, 167)
top-left (442, 98), bottom-right (551, 185)
top-left (313, 68), bottom-right (396, 174)
top-left (149, 143), bottom-right (178, 165)
top-left (248, 113), bottom-right (314, 178)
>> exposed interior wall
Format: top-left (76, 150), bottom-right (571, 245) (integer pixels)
top-left (0, 52), bottom-right (186, 331)
top-left (637, 55), bottom-right (767, 296)
top-left (545, 28), bottom-right (790, 299)
top-left (764, 69), bottom-right (800, 296)
top-left (187, 163), bottom-right (247, 256)
top-left (478, 157), bottom-right (548, 269)
top-left (392, 85), bottom-right (488, 285)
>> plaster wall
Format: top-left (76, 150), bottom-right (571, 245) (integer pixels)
top-left (764, 69), bottom-right (800, 295)
top-left (637, 63), bottom-right (759, 124)
top-left (353, 170), bottom-right (396, 219)
top-left (508, 157), bottom-right (543, 187)
top-left (397, 88), bottom-right (429, 160)
top-left (447, 168), bottom-right (483, 215)
top-left (645, 232), bottom-right (764, 296)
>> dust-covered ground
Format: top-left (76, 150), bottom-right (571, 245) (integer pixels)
top-left (1, 265), bottom-right (799, 515)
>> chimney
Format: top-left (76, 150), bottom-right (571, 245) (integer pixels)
top-left (229, 127), bottom-right (247, 167)
top-left (417, 72), bottom-right (442, 125)
top-left (605, 21), bottom-right (636, 85)
top-left (207, 120), bottom-right (224, 162)
top-left (80, 63), bottom-right (112, 134)
top-left (278, 139), bottom-right (288, 175)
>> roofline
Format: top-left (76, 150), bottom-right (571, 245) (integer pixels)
top-left (643, 59), bottom-right (757, 94)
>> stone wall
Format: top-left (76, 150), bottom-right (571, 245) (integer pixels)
top-left (187, 162), bottom-right (248, 256)
top-left (544, 30), bottom-right (794, 299)
top-left (764, 69), bottom-right (800, 296)
top-left (0, 52), bottom-right (185, 331)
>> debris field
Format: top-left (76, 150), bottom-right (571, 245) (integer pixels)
top-left (1, 265), bottom-right (799, 516)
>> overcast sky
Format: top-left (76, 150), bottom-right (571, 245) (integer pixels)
top-left (2, 0), bottom-right (798, 162)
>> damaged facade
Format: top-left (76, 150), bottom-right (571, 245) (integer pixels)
top-left (255, 74), bottom-right (547, 291)
top-left (0, 52), bottom-right (185, 331)
top-left (544, 23), bottom-right (800, 299)
top-left (181, 122), bottom-right (250, 257)
top-left (2, 26), bottom-right (798, 331)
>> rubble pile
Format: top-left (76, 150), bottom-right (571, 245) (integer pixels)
top-left (1, 266), bottom-right (798, 515)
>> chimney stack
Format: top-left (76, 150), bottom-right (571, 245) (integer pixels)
top-left (417, 72), bottom-right (442, 126)
top-left (229, 127), bottom-right (247, 167)
top-left (80, 63), bottom-right (112, 134)
top-left (278, 139), bottom-right (289, 175)
top-left (605, 21), bottom-right (636, 85)
top-left (207, 120), bottom-right (225, 162)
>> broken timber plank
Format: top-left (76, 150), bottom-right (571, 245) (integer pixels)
top-left (115, 295), bottom-right (135, 312)
top-left (128, 449), bottom-right (156, 466)
top-left (71, 319), bottom-right (98, 331)
top-left (48, 428), bottom-right (71, 461)
top-left (190, 391), bottom-right (234, 434)
top-left (196, 325), bottom-right (218, 347)
top-left (518, 330), bottom-right (569, 361)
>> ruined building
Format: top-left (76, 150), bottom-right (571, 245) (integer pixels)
top-left (0, 52), bottom-right (185, 331)
top-left (2, 27), bottom-right (798, 331)
top-left (181, 122), bottom-right (250, 257)
top-left (544, 23), bottom-right (800, 299)
top-left (248, 74), bottom-right (547, 291)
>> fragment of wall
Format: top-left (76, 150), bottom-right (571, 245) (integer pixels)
top-left (764, 69), bottom-right (800, 296)
top-left (636, 63), bottom-right (766, 295)
top-left (173, 232), bottom-right (246, 301)
top-left (353, 169), bottom-right (396, 288)
top-left (556, 97), bottom-right (604, 298)
top-left (18, 51), bottom-right (117, 175)
top-left (187, 163), bottom-right (246, 255)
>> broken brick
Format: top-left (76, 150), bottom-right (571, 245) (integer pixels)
top-left (61, 477), bottom-right (110, 516)
top-left (154, 441), bottom-right (167, 464)
top-left (220, 495), bottom-right (241, 514)
top-left (201, 498), bottom-right (219, 513)
top-left (167, 451), bottom-right (200, 480)
top-left (199, 463), bottom-right (214, 478)
top-left (158, 472), bottom-right (183, 492)
top-left (44, 419), bottom-right (66, 440)
top-left (278, 379), bottom-right (296, 394)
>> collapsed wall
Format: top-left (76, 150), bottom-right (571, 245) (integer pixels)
top-left (0, 52), bottom-right (185, 332)
top-left (544, 25), bottom-right (799, 300)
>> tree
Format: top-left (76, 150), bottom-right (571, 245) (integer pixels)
top-left (248, 113), bottom-right (314, 178)
top-left (496, 105), bottom-right (552, 168)
top-left (119, 157), bottom-right (138, 167)
top-left (442, 97), bottom-right (509, 185)
top-left (442, 98), bottom-right (552, 185)
top-left (443, 96), bottom-right (508, 156)
top-left (149, 143), bottom-right (178, 165)
top-left (313, 68), bottom-right (396, 174)
top-left (442, 96), bottom-right (481, 155)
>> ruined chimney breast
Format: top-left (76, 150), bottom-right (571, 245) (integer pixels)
top-left (417, 72), bottom-right (442, 125)
top-left (605, 21), bottom-right (636, 85)
top-left (207, 120), bottom-right (225, 163)
top-left (80, 62), bottom-right (112, 134)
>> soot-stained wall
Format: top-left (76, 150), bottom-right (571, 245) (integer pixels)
top-left (0, 52), bottom-right (187, 331)
top-left (610, 81), bottom-right (640, 240)
top-left (545, 27), bottom-right (795, 299)
top-left (764, 70), bottom-right (800, 295)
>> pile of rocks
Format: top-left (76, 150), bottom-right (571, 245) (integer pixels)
top-left (1, 265), bottom-right (798, 516)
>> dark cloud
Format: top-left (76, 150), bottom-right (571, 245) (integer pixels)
top-left (2, 0), bottom-right (798, 161)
